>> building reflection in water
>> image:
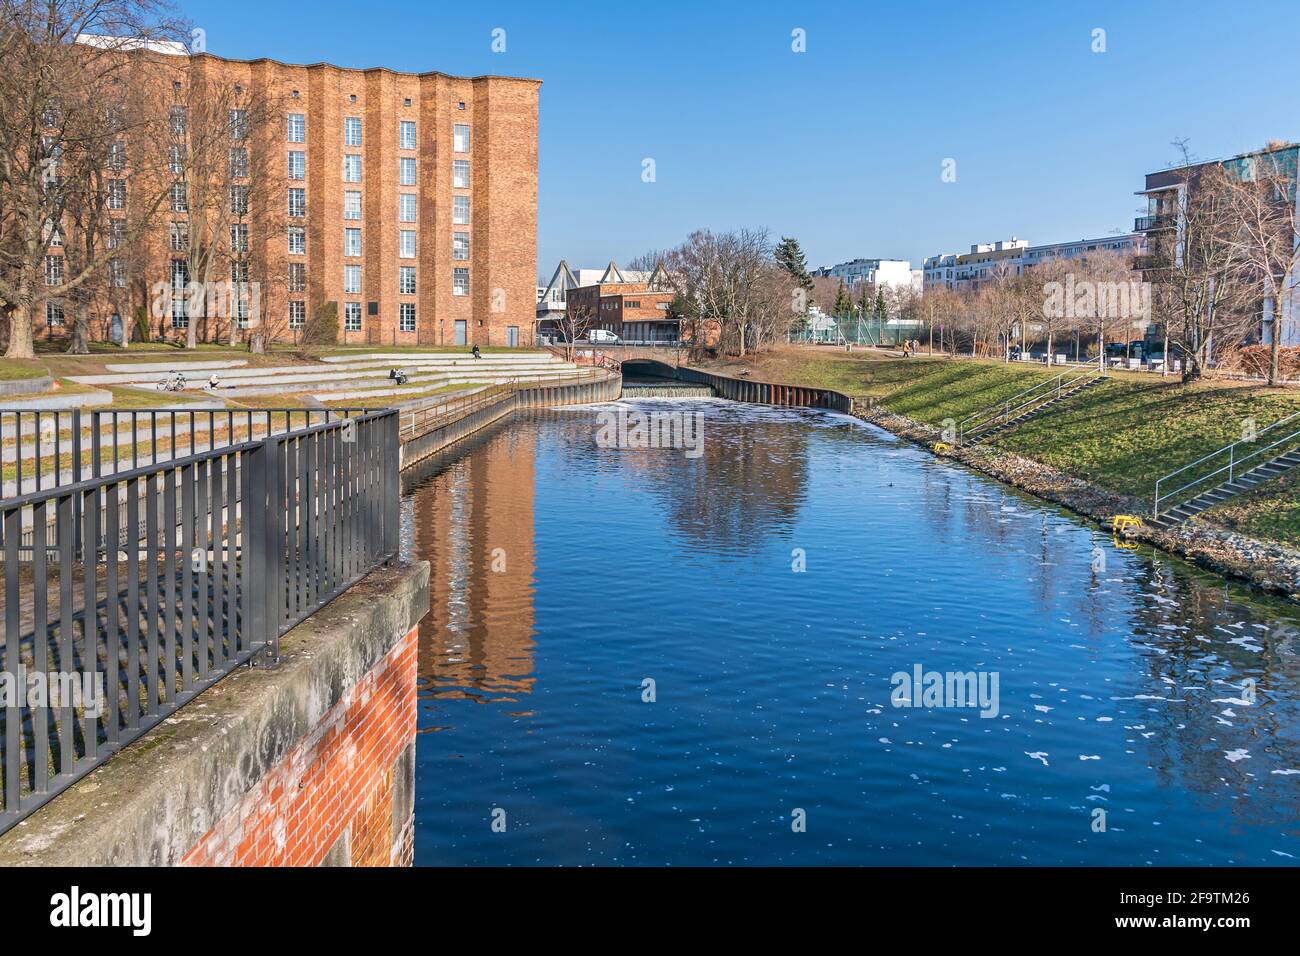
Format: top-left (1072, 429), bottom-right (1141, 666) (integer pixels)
top-left (406, 420), bottom-right (538, 705)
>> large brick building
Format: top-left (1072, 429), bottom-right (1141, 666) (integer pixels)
top-left (57, 43), bottom-right (540, 348)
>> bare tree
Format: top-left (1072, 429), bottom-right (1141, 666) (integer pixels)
top-left (1148, 145), bottom-right (1254, 380)
top-left (1222, 143), bottom-right (1300, 385)
top-left (0, 0), bottom-right (184, 358)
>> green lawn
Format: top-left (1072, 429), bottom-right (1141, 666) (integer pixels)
top-left (736, 347), bottom-right (1300, 547)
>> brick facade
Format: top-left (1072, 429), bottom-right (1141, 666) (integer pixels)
top-left (54, 50), bottom-right (539, 349)
top-left (181, 624), bottom-right (419, 867)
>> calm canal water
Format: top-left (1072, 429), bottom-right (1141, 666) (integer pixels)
top-left (401, 399), bottom-right (1300, 866)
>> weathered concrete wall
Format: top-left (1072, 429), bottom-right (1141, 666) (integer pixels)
top-left (400, 374), bottom-right (622, 471)
top-left (676, 366), bottom-right (854, 412)
top-left (0, 561), bottom-right (430, 867)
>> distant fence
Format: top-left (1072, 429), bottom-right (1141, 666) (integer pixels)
top-left (0, 408), bottom-right (399, 836)
top-left (399, 373), bottom-right (622, 471)
top-left (675, 367), bottom-right (854, 413)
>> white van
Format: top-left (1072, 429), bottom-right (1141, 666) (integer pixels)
top-left (586, 328), bottom-right (621, 344)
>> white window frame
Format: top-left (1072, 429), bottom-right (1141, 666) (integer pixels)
top-left (287, 113), bottom-right (305, 143)
top-left (453, 195), bottom-right (470, 225)
top-left (452, 159), bottom-right (470, 188)
top-left (453, 267), bottom-right (469, 296)
top-left (343, 117), bottom-right (362, 146)
top-left (399, 302), bottom-right (416, 332)
top-left (453, 123), bottom-right (470, 153)
top-left (343, 154), bottom-right (362, 182)
top-left (344, 190), bottom-right (362, 220)
top-left (399, 194), bottom-right (417, 222)
top-left (399, 157), bottom-right (416, 186)
top-left (343, 301), bottom-right (362, 331)
top-left (344, 228), bottom-right (362, 257)
top-left (399, 230), bottom-right (416, 259)
top-left (287, 226), bottom-right (306, 255)
top-left (399, 120), bottom-right (416, 150)
top-left (344, 264), bottom-right (361, 294)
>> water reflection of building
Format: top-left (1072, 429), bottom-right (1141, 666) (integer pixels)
top-left (613, 404), bottom-right (811, 555)
top-left (410, 424), bottom-right (537, 702)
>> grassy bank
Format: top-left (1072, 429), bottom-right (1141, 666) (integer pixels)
top-left (721, 347), bottom-right (1300, 547)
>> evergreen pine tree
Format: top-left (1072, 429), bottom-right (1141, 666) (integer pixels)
top-left (775, 236), bottom-right (814, 292)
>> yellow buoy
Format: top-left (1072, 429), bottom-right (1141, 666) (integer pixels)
top-left (932, 441), bottom-right (952, 455)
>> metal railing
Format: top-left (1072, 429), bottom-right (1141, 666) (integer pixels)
top-left (957, 369), bottom-right (1103, 444)
top-left (398, 369), bottom-right (614, 441)
top-left (1152, 410), bottom-right (1300, 517)
top-left (0, 408), bottom-right (399, 835)
top-left (2, 406), bottom-right (368, 497)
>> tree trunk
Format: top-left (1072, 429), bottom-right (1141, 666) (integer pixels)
top-left (68, 300), bottom-right (91, 354)
top-left (1269, 325), bottom-right (1281, 386)
top-left (5, 305), bottom-right (35, 359)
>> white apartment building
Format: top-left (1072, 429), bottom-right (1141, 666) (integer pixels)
top-left (817, 258), bottom-right (915, 293)
top-left (923, 235), bottom-right (1145, 291)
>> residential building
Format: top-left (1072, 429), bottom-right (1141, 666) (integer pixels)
top-left (535, 261), bottom-right (612, 332)
top-left (1135, 142), bottom-right (1300, 346)
top-left (923, 235), bottom-right (1144, 291)
top-left (815, 258), bottom-right (915, 293)
top-left (44, 41), bottom-right (540, 347)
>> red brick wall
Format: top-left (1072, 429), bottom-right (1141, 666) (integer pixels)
top-left (181, 625), bottom-right (418, 867)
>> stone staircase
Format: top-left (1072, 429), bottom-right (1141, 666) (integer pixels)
top-left (960, 370), bottom-right (1107, 446)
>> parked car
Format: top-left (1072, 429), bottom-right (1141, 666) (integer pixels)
top-left (586, 329), bottom-right (621, 344)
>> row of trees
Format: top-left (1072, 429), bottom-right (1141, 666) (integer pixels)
top-left (1, 0), bottom-right (289, 358)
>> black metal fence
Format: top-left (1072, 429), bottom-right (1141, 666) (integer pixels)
top-left (1, 406), bottom-right (368, 496)
top-left (0, 408), bottom-right (399, 836)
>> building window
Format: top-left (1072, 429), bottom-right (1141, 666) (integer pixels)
top-left (399, 266), bottom-right (416, 294)
top-left (108, 141), bottom-right (126, 170)
top-left (45, 254), bottom-right (62, 286)
top-left (399, 230), bottom-right (415, 259)
top-left (343, 116), bottom-right (362, 146)
top-left (287, 150), bottom-right (305, 179)
top-left (343, 154), bottom-right (361, 182)
top-left (453, 267), bottom-right (468, 296)
top-left (344, 264), bottom-right (361, 294)
top-left (230, 223), bottom-right (249, 252)
top-left (288, 300), bottom-right (306, 329)
top-left (43, 220), bottom-right (61, 247)
top-left (343, 301), bottom-right (361, 331)
top-left (171, 258), bottom-right (189, 291)
top-left (107, 178), bottom-right (126, 209)
top-left (228, 147), bottom-right (248, 178)
top-left (345, 228), bottom-right (361, 257)
top-left (171, 182), bottom-right (187, 211)
top-left (399, 303), bottom-right (415, 332)
top-left (108, 219), bottom-right (127, 249)
top-left (287, 226), bottom-right (305, 254)
top-left (228, 109), bottom-right (248, 140)
top-left (45, 300), bottom-right (64, 327)
top-left (288, 188), bottom-right (306, 217)
top-left (288, 262), bottom-right (306, 292)
top-left (168, 144), bottom-right (183, 175)
top-left (230, 261), bottom-right (249, 285)
top-left (453, 123), bottom-right (470, 153)
top-left (453, 195), bottom-right (469, 225)
top-left (400, 157), bottom-right (416, 186)
top-left (399, 194), bottom-right (417, 222)
top-left (108, 257), bottom-right (126, 288)
top-left (399, 120), bottom-right (416, 150)
top-left (344, 190), bottom-right (362, 220)
top-left (169, 106), bottom-right (187, 136)
top-left (171, 296), bottom-right (189, 330)
top-left (229, 185), bottom-right (249, 216)
top-left (287, 113), bottom-right (305, 142)
top-left (453, 159), bottom-right (470, 188)
top-left (453, 232), bottom-right (469, 260)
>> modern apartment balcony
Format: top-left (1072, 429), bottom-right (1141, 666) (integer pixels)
top-left (1135, 214), bottom-right (1174, 231)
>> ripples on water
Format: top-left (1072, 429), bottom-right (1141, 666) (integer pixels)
top-left (401, 399), bottom-right (1300, 866)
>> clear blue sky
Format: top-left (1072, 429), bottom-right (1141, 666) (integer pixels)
top-left (185, 0), bottom-right (1296, 280)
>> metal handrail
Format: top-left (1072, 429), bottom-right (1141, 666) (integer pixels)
top-left (1, 409), bottom-right (399, 835)
top-left (1152, 410), bottom-right (1300, 516)
top-left (958, 370), bottom-right (1102, 444)
top-left (397, 368), bottom-right (613, 441)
